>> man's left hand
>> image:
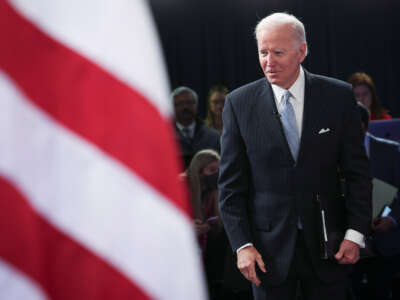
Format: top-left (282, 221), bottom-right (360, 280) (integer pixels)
top-left (334, 239), bottom-right (360, 264)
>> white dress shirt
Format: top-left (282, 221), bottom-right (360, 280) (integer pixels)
top-left (271, 66), bottom-right (305, 137)
top-left (176, 122), bottom-right (195, 139)
top-left (237, 67), bottom-right (365, 253)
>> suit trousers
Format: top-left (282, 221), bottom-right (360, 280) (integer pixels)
top-left (252, 230), bottom-right (348, 300)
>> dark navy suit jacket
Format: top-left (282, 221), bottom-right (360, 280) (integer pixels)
top-left (218, 70), bottom-right (372, 285)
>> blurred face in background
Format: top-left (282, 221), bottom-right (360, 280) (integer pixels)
top-left (257, 24), bottom-right (306, 89)
top-left (201, 160), bottom-right (219, 176)
top-left (353, 84), bottom-right (372, 109)
top-left (209, 91), bottom-right (226, 117)
top-left (200, 160), bottom-right (219, 190)
top-left (174, 91), bottom-right (197, 126)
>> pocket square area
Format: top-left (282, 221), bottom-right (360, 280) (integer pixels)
top-left (318, 128), bottom-right (330, 134)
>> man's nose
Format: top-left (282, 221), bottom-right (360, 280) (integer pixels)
top-left (182, 101), bottom-right (194, 108)
top-left (266, 55), bottom-right (276, 66)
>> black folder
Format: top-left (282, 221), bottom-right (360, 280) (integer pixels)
top-left (315, 193), bottom-right (346, 259)
top-left (315, 193), bottom-right (374, 259)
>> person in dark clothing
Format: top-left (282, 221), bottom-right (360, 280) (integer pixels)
top-left (351, 103), bottom-right (400, 300)
top-left (172, 86), bottom-right (220, 168)
top-left (218, 12), bottom-right (371, 300)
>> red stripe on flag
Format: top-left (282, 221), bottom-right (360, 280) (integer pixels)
top-left (0, 176), bottom-right (153, 300)
top-left (0, 0), bottom-right (190, 215)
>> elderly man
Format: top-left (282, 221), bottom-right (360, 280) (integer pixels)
top-left (218, 13), bottom-right (372, 300)
top-left (172, 86), bottom-right (220, 168)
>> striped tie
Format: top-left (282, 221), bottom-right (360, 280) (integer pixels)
top-left (281, 90), bottom-right (299, 161)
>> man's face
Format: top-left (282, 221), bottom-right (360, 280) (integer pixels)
top-left (257, 24), bottom-right (307, 89)
top-left (173, 91), bottom-right (197, 126)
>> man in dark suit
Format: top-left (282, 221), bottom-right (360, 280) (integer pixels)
top-left (218, 12), bottom-right (372, 300)
top-left (172, 86), bottom-right (220, 168)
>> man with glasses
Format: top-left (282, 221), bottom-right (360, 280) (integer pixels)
top-left (172, 86), bottom-right (220, 168)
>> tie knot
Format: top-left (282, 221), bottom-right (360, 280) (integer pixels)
top-left (182, 127), bottom-right (191, 138)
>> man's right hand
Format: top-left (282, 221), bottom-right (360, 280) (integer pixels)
top-left (237, 246), bottom-right (266, 286)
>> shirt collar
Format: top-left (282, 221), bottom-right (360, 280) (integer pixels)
top-left (176, 121), bottom-right (196, 134)
top-left (271, 66), bottom-right (305, 105)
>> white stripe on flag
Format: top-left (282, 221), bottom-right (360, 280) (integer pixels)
top-left (9, 0), bottom-right (172, 116)
top-left (0, 71), bottom-right (207, 300)
top-left (0, 259), bottom-right (48, 300)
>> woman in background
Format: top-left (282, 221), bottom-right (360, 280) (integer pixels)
top-left (348, 72), bottom-right (392, 120)
top-left (185, 149), bottom-right (228, 299)
top-left (185, 149), bottom-right (252, 299)
top-left (185, 149), bottom-right (221, 252)
top-left (205, 85), bottom-right (229, 134)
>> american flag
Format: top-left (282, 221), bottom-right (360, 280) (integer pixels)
top-left (0, 0), bottom-right (207, 299)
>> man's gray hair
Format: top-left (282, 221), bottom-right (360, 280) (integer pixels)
top-left (254, 12), bottom-right (308, 56)
top-left (171, 86), bottom-right (198, 105)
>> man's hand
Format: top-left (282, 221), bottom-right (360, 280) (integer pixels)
top-left (372, 217), bottom-right (393, 233)
top-left (334, 239), bottom-right (360, 264)
top-left (237, 246), bottom-right (266, 286)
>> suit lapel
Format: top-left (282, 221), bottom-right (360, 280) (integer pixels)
top-left (256, 78), bottom-right (295, 163)
top-left (297, 71), bottom-right (325, 163)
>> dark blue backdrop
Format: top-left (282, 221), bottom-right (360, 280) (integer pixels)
top-left (149, 0), bottom-right (400, 118)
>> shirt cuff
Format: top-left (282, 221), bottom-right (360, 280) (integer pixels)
top-left (344, 229), bottom-right (365, 248)
top-left (236, 243), bottom-right (253, 253)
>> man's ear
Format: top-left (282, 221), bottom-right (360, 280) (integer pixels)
top-left (299, 42), bottom-right (307, 63)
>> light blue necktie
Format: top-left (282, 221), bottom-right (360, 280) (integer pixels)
top-left (281, 91), bottom-right (302, 228)
top-left (182, 127), bottom-right (192, 142)
top-left (281, 90), bottom-right (300, 161)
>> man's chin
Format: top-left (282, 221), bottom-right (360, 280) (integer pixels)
top-left (266, 75), bottom-right (280, 84)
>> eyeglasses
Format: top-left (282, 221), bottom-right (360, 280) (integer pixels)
top-left (174, 100), bottom-right (196, 108)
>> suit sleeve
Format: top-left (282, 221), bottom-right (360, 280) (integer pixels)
top-left (218, 95), bottom-right (253, 251)
top-left (339, 92), bottom-right (372, 236)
